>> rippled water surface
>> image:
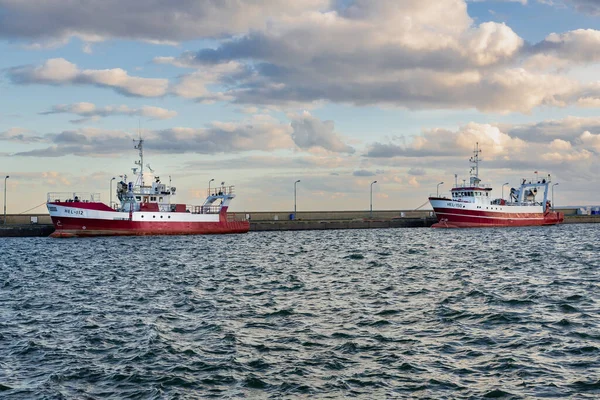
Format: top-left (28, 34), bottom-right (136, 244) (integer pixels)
top-left (1, 224), bottom-right (599, 399)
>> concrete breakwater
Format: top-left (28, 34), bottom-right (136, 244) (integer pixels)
top-left (0, 224), bottom-right (55, 237)
top-left (251, 217), bottom-right (437, 231)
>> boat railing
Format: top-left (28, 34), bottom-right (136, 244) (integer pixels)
top-left (206, 185), bottom-right (235, 197)
top-left (191, 205), bottom-right (221, 214)
top-left (429, 193), bottom-right (451, 199)
top-left (505, 201), bottom-right (544, 207)
top-left (47, 192), bottom-right (101, 203)
top-left (452, 183), bottom-right (492, 189)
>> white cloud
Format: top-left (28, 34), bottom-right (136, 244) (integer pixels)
top-left (577, 97), bottom-right (600, 108)
top-left (366, 122), bottom-right (526, 158)
top-left (168, 62), bottom-right (244, 103)
top-left (532, 29), bottom-right (600, 67)
top-left (549, 139), bottom-right (572, 151)
top-left (8, 58), bottom-right (169, 97)
top-left (290, 111), bottom-right (355, 154)
top-left (0, 127), bottom-right (45, 143)
top-left (541, 149), bottom-right (592, 162)
top-left (465, 22), bottom-right (524, 66)
top-left (152, 1), bottom-right (596, 113)
top-left (40, 103), bottom-right (178, 122)
top-left (5, 2), bottom-right (600, 113)
top-left (580, 130), bottom-right (600, 152)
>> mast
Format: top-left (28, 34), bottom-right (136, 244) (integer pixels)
top-left (134, 134), bottom-right (144, 187)
top-left (469, 142), bottom-right (481, 187)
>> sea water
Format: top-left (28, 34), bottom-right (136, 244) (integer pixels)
top-left (1, 225), bottom-right (599, 398)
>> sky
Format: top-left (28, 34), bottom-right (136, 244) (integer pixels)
top-left (1, 0), bottom-right (599, 214)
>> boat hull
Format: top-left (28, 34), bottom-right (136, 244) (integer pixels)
top-left (49, 216), bottom-right (250, 237)
top-left (47, 201), bottom-right (249, 237)
top-left (429, 199), bottom-right (564, 228)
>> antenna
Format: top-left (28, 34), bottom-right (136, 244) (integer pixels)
top-left (146, 164), bottom-right (154, 173)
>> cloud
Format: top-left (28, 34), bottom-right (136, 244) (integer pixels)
top-left (366, 122), bottom-right (527, 160)
top-left (0, 127), bottom-right (45, 143)
top-left (504, 116), bottom-right (600, 143)
top-left (407, 168), bottom-right (427, 176)
top-left (290, 112), bottom-right (355, 154)
top-left (40, 102), bottom-right (177, 123)
top-left (4, 1), bottom-right (600, 114)
top-left (8, 113), bottom-right (355, 157)
top-left (408, 176), bottom-right (420, 187)
top-left (580, 130), bottom-right (600, 152)
top-left (166, 62), bottom-right (245, 103)
top-left (149, 117), bottom-right (294, 154)
top-left (8, 58), bottom-right (168, 97)
top-left (154, 1), bottom-right (598, 113)
top-left (11, 116), bottom-right (294, 157)
top-left (466, 22), bottom-right (524, 66)
top-left (0, 0), bottom-right (329, 45)
top-left (530, 29), bottom-right (600, 68)
top-left (565, 0), bottom-right (600, 15)
top-left (184, 154), bottom-right (357, 171)
top-left (353, 169), bottom-right (376, 177)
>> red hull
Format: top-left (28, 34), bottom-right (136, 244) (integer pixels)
top-left (50, 216), bottom-right (250, 237)
top-left (431, 207), bottom-right (564, 228)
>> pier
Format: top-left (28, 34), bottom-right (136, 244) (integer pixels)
top-left (1, 208), bottom-right (599, 237)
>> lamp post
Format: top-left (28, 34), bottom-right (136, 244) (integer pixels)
top-left (294, 180), bottom-right (300, 216)
top-left (370, 180), bottom-right (377, 219)
top-left (436, 181), bottom-right (444, 197)
top-left (109, 177), bottom-right (115, 208)
top-left (3, 175), bottom-right (8, 225)
top-left (552, 183), bottom-right (559, 211)
top-left (502, 182), bottom-right (509, 200)
top-left (208, 178), bottom-right (214, 195)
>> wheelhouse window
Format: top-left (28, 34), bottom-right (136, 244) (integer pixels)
top-left (136, 196), bottom-right (141, 201)
top-left (150, 196), bottom-right (156, 201)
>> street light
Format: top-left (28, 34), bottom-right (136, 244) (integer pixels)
top-left (208, 178), bottom-right (214, 195)
top-left (436, 181), bottom-right (444, 197)
top-left (109, 177), bottom-right (115, 208)
top-left (3, 175), bottom-right (8, 225)
top-left (502, 182), bottom-right (509, 200)
top-left (294, 180), bottom-right (301, 216)
top-left (552, 183), bottom-right (559, 211)
top-left (370, 180), bottom-right (377, 219)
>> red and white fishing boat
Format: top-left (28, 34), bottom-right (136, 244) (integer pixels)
top-left (428, 143), bottom-right (564, 228)
top-left (46, 138), bottom-right (249, 237)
